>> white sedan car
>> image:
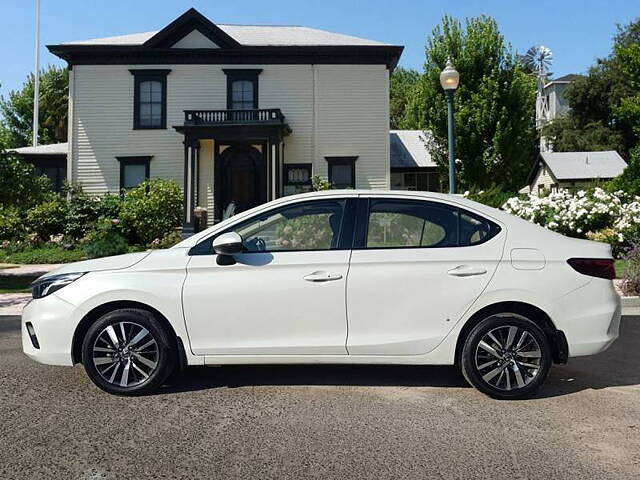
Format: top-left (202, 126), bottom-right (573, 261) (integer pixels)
top-left (23, 190), bottom-right (620, 399)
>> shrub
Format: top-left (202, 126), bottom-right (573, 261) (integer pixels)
top-left (63, 184), bottom-right (101, 239)
top-left (81, 218), bottom-right (129, 259)
top-left (0, 155), bottom-right (52, 208)
top-left (0, 244), bottom-right (86, 264)
top-left (0, 207), bottom-right (24, 241)
top-left (312, 175), bottom-right (331, 191)
top-left (621, 244), bottom-right (640, 296)
top-left (120, 179), bottom-right (183, 244)
top-left (147, 230), bottom-right (183, 249)
top-left (24, 196), bottom-right (67, 239)
top-left (96, 193), bottom-right (123, 219)
top-left (463, 185), bottom-right (517, 209)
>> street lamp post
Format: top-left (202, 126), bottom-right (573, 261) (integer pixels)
top-left (440, 59), bottom-right (459, 194)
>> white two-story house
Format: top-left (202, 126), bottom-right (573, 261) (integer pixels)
top-left (48, 8), bottom-right (403, 233)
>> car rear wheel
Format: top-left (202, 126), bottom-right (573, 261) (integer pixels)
top-left (81, 308), bottom-right (176, 395)
top-left (460, 313), bottom-right (552, 399)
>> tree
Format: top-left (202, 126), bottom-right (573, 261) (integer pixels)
top-left (403, 16), bottom-right (537, 191)
top-left (0, 65), bottom-right (68, 150)
top-left (390, 67), bottom-right (421, 129)
top-left (542, 19), bottom-right (640, 157)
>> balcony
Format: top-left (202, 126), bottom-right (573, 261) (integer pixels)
top-left (184, 108), bottom-right (286, 126)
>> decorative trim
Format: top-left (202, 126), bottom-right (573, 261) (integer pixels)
top-left (130, 69), bottom-right (171, 130)
top-left (47, 45), bottom-right (404, 71)
top-left (223, 69), bottom-right (262, 110)
top-left (325, 156), bottom-right (358, 189)
top-left (116, 155), bottom-right (152, 191)
top-left (143, 8), bottom-right (240, 49)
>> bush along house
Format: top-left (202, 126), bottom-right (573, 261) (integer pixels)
top-left (48, 8), bottom-right (403, 233)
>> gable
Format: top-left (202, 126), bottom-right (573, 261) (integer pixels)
top-left (171, 29), bottom-right (219, 49)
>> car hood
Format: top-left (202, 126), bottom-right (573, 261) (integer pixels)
top-left (39, 251), bottom-right (153, 279)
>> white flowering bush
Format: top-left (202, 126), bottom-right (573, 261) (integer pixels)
top-left (501, 188), bottom-right (640, 256)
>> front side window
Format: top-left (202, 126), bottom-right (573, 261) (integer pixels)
top-left (363, 199), bottom-right (499, 249)
top-left (230, 200), bottom-right (346, 252)
top-left (130, 69), bottom-right (170, 129)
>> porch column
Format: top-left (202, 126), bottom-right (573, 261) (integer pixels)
top-left (182, 137), bottom-right (198, 235)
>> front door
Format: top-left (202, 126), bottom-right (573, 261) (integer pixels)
top-left (183, 197), bottom-right (356, 356)
top-left (346, 197), bottom-right (505, 355)
top-left (218, 144), bottom-right (267, 216)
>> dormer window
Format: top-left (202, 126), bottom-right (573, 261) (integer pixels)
top-left (130, 69), bottom-right (171, 129)
top-left (224, 69), bottom-right (262, 110)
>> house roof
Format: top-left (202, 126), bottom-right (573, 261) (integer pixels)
top-left (390, 130), bottom-right (436, 169)
top-left (537, 151), bottom-right (627, 182)
top-left (63, 25), bottom-right (390, 47)
top-left (7, 142), bottom-right (68, 156)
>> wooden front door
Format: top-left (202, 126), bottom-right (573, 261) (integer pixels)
top-left (218, 144), bottom-right (267, 217)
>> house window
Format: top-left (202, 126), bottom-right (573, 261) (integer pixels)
top-left (130, 70), bottom-right (171, 129)
top-left (117, 156), bottom-right (152, 191)
top-left (283, 164), bottom-right (313, 195)
top-left (326, 156), bottom-right (357, 189)
top-left (223, 69), bottom-right (262, 110)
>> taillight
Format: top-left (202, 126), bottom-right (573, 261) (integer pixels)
top-left (567, 258), bottom-right (615, 280)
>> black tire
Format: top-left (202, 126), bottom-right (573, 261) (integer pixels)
top-left (460, 313), bottom-right (552, 400)
top-left (81, 308), bottom-right (176, 396)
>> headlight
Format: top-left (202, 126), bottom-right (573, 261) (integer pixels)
top-left (31, 272), bottom-right (86, 299)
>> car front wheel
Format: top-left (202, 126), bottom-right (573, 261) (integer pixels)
top-left (460, 313), bottom-right (552, 399)
top-left (81, 308), bottom-right (176, 395)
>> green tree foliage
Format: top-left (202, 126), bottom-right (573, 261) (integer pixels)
top-left (0, 65), bottom-right (68, 149)
top-left (543, 19), bottom-right (640, 156)
top-left (390, 67), bottom-right (421, 129)
top-left (0, 154), bottom-right (52, 208)
top-left (403, 16), bottom-right (537, 191)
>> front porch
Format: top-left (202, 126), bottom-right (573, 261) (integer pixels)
top-left (174, 109), bottom-right (291, 234)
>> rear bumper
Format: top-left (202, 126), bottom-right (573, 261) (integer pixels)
top-left (22, 294), bottom-right (76, 366)
top-left (558, 279), bottom-right (621, 357)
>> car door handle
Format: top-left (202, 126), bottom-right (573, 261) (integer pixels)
top-left (447, 265), bottom-right (487, 277)
top-left (303, 271), bottom-right (343, 282)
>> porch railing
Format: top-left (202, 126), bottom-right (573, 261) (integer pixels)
top-left (184, 108), bottom-right (285, 125)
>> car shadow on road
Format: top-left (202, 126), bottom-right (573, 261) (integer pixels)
top-left (159, 317), bottom-right (640, 399)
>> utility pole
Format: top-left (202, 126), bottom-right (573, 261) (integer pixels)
top-left (33, 0), bottom-right (41, 146)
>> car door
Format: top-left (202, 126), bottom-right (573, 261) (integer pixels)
top-left (183, 197), bottom-right (356, 356)
top-left (346, 196), bottom-right (505, 355)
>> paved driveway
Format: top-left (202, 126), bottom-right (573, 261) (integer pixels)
top-left (1, 316), bottom-right (639, 480)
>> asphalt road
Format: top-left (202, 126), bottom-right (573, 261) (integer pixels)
top-left (1, 316), bottom-right (639, 480)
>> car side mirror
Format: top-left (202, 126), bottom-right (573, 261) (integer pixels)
top-left (212, 232), bottom-right (243, 256)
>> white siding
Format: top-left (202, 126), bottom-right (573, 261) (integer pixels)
top-left (71, 63), bottom-right (390, 202)
top-left (530, 164), bottom-right (559, 193)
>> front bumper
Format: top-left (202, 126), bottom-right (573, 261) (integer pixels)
top-left (22, 294), bottom-right (76, 366)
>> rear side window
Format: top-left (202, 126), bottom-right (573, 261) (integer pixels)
top-left (362, 199), bottom-right (499, 249)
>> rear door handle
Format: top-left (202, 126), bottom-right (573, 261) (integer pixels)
top-left (303, 271), bottom-right (343, 282)
top-left (447, 265), bottom-right (487, 277)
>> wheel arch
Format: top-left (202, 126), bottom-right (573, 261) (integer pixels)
top-left (454, 301), bottom-right (568, 366)
top-left (71, 300), bottom-right (186, 368)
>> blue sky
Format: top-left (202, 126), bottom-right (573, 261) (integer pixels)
top-left (0, 0), bottom-right (637, 98)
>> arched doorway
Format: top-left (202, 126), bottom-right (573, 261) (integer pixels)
top-left (218, 144), bottom-right (267, 215)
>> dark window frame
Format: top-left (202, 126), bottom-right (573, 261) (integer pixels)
top-left (116, 156), bottom-right (152, 192)
top-left (326, 156), bottom-right (357, 189)
top-left (283, 163), bottom-right (313, 186)
top-left (189, 198), bottom-right (358, 255)
top-left (223, 69), bottom-right (262, 110)
top-left (130, 69), bottom-right (171, 129)
top-left (353, 198), bottom-right (501, 250)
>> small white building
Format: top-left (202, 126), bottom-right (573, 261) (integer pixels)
top-left (537, 74), bottom-right (582, 152)
top-left (522, 150), bottom-right (627, 194)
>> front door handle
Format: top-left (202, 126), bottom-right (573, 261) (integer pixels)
top-left (447, 265), bottom-right (487, 277)
top-left (303, 271), bottom-right (343, 282)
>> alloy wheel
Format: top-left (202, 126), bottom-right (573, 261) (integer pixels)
top-left (92, 321), bottom-right (159, 388)
top-left (474, 325), bottom-right (542, 391)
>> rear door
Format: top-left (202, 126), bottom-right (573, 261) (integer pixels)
top-left (346, 196), bottom-right (505, 355)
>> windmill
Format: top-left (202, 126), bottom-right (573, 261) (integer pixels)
top-left (523, 45), bottom-right (553, 129)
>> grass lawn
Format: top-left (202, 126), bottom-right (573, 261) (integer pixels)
top-left (0, 246), bottom-right (86, 265)
top-left (0, 275), bottom-right (38, 294)
top-left (615, 259), bottom-right (627, 279)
